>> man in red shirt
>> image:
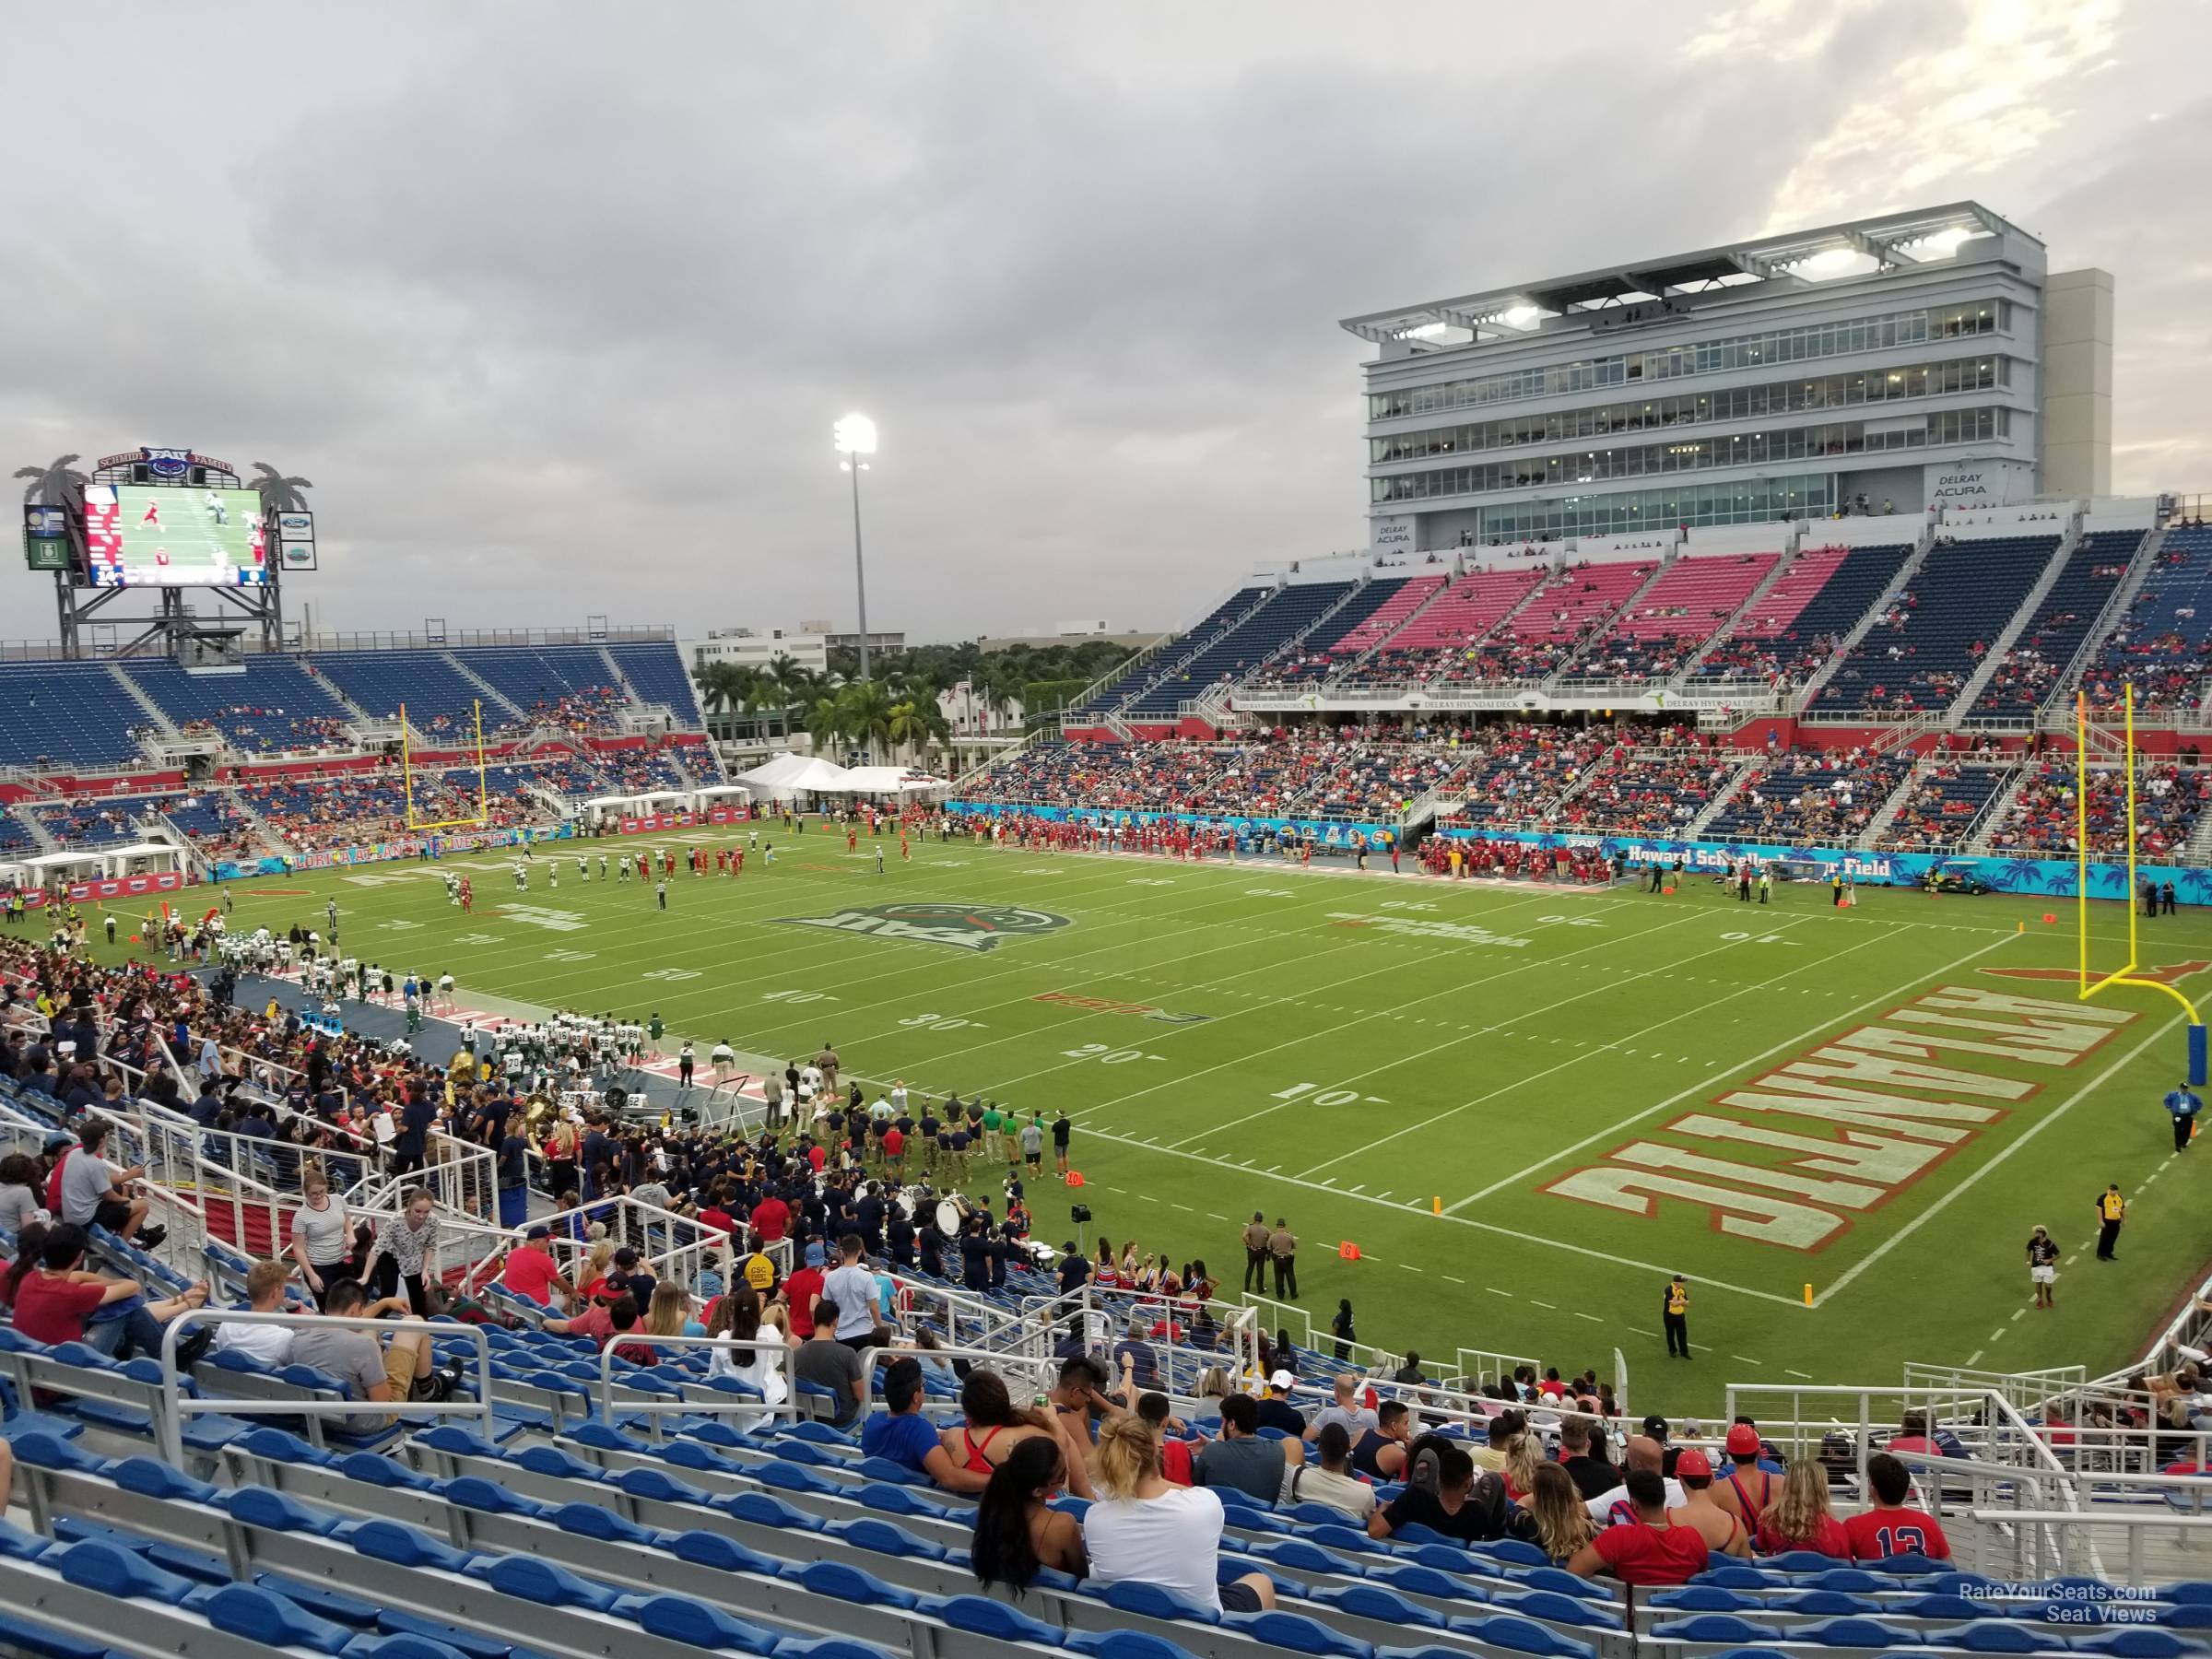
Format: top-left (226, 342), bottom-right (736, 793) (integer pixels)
top-left (1567, 1469), bottom-right (1710, 1586)
top-left (881, 1124), bottom-right (905, 1182)
top-left (1843, 1453), bottom-right (1951, 1561)
top-left (500, 1225), bottom-right (571, 1310)
top-left (1137, 1390), bottom-right (1195, 1486)
top-left (748, 1192), bottom-right (790, 1244)
top-left (782, 1241), bottom-right (827, 1339)
top-left (15, 1223), bottom-right (213, 1364)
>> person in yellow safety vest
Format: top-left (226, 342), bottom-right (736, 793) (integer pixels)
top-left (2094, 1184), bottom-right (2126, 1261)
top-left (1663, 1273), bottom-right (1692, 1359)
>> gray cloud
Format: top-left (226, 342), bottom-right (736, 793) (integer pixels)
top-left (0, 0), bottom-right (2204, 646)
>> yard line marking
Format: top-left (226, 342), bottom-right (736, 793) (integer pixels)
top-left (1487, 1288), bottom-right (1515, 1299)
top-left (1206, 1212), bottom-right (1229, 1221)
top-left (1171, 1203), bottom-right (1194, 1213)
top-left (1784, 1368), bottom-right (1813, 1379)
top-left (1966, 1351), bottom-right (1984, 1366)
top-left (1398, 1264), bottom-right (1423, 1274)
top-left (1443, 1276), bottom-right (1466, 1285)
top-left (1630, 1328), bottom-right (1659, 1338)
top-left (1734, 1354), bottom-right (1763, 1366)
top-left (1573, 1312), bottom-right (1603, 1324)
top-left (1530, 1299), bottom-right (1558, 1309)
top-left (1290, 915), bottom-right (1813, 1177)
top-left (2010, 1309), bottom-right (2026, 1322)
top-left (1818, 1010), bottom-right (2182, 1306)
top-left (1441, 924), bottom-right (2013, 1212)
top-left (1154, 904), bottom-right (1717, 1152)
top-left (1374, 1191), bottom-right (1393, 1201)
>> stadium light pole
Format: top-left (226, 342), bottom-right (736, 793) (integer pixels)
top-left (834, 414), bottom-right (877, 681)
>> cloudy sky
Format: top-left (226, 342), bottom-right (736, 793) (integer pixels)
top-left (1, 0), bottom-right (2205, 646)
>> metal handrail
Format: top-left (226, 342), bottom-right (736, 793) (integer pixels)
top-left (158, 1308), bottom-right (494, 1464)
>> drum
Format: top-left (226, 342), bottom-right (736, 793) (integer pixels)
top-left (935, 1194), bottom-right (971, 1236)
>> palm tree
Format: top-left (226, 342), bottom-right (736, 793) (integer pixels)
top-left (886, 698), bottom-right (951, 766)
top-left (691, 661), bottom-right (751, 715)
top-left (248, 463), bottom-right (313, 513)
top-left (14, 454), bottom-right (88, 505)
top-left (767, 653), bottom-right (806, 739)
top-left (837, 679), bottom-right (896, 762)
top-left (804, 695), bottom-right (847, 755)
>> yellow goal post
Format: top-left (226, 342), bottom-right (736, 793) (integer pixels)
top-left (400, 698), bottom-right (490, 831)
top-left (2076, 685), bottom-right (2206, 1082)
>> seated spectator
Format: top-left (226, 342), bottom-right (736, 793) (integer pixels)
top-left (1305, 1372), bottom-right (1379, 1444)
top-left (865, 1356), bottom-right (993, 1493)
top-left (702, 1283), bottom-right (788, 1411)
top-left (212, 1259), bottom-right (297, 1367)
top-left (1112, 1316), bottom-right (1159, 1390)
top-left (544, 1288), bottom-right (653, 1367)
top-left (1844, 1451), bottom-right (1951, 1561)
top-left (1350, 1398), bottom-right (1413, 1482)
top-left (971, 1433), bottom-right (1089, 1596)
top-left (1194, 1393), bottom-right (1303, 1504)
top-left (1557, 1414), bottom-right (1617, 1499)
top-left (1567, 1467), bottom-right (1711, 1585)
top-left (1669, 1449), bottom-right (1752, 1558)
top-left (1084, 1414), bottom-right (1277, 1614)
top-left (500, 1224), bottom-right (572, 1310)
top-left (1253, 1369), bottom-right (1306, 1436)
top-left (54, 1119), bottom-right (162, 1250)
top-left (6, 1221), bottom-right (212, 1364)
top-left (1522, 1460), bottom-right (1600, 1564)
top-left (1136, 1390), bottom-right (1196, 1487)
top-left (1584, 1433), bottom-right (1686, 1524)
top-left (1286, 1423), bottom-right (1376, 1523)
top-left (0, 1151), bottom-right (44, 1235)
top-left (1754, 1456), bottom-right (1850, 1557)
top-left (937, 1371), bottom-right (1065, 1486)
top-left (1368, 1440), bottom-right (1518, 1543)
top-left (288, 1277), bottom-right (450, 1433)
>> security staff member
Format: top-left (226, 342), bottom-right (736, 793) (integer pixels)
top-left (1663, 1273), bottom-right (1692, 1358)
top-left (2094, 1184), bottom-right (2126, 1261)
top-left (1241, 1212), bottom-right (1271, 1293)
top-left (2166, 1082), bottom-right (2203, 1153)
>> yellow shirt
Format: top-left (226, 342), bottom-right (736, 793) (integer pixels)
top-left (2100, 1192), bottom-right (2125, 1220)
top-left (1666, 1283), bottom-right (1689, 1315)
top-left (743, 1253), bottom-right (777, 1291)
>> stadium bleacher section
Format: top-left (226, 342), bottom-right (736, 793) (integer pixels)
top-left (1560, 553), bottom-right (1778, 684)
top-left (1339, 568), bottom-right (1545, 688)
top-left (458, 647), bottom-right (628, 733)
top-left (1240, 578), bottom-right (1426, 688)
top-left (0, 663), bottom-right (155, 769)
top-left (1073, 587), bottom-right (1266, 718)
top-left (2083, 524), bottom-right (2212, 713)
top-left (30, 794), bottom-right (192, 849)
top-left (607, 641), bottom-right (709, 724)
top-left (1701, 748), bottom-right (1915, 845)
top-left (1691, 544), bottom-right (1911, 688)
top-left (1984, 760), bottom-right (2211, 858)
top-left (305, 651), bottom-right (493, 735)
top-left (123, 659), bottom-right (354, 755)
top-left (1477, 560), bottom-right (1656, 684)
top-left (1875, 760), bottom-right (2020, 853)
top-left (1125, 583), bottom-right (1355, 718)
top-left (1549, 749), bottom-right (1748, 835)
top-left (1813, 533), bottom-right (2063, 716)
top-left (1968, 530), bottom-right (2144, 722)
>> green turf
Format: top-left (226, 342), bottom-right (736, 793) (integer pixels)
top-left (110, 827), bottom-right (2212, 1408)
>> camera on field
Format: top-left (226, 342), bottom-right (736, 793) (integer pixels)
top-left (1070, 1204), bottom-right (1092, 1225)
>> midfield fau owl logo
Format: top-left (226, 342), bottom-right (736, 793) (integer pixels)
top-left (774, 900), bottom-right (1073, 952)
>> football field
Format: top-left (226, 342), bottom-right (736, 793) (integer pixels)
top-left (157, 828), bottom-right (2212, 1407)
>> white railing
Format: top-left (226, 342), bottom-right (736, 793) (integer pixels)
top-left (592, 1331), bottom-right (800, 1426)
top-left (158, 1308), bottom-right (494, 1464)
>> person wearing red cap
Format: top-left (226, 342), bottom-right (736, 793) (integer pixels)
top-left (1666, 1449), bottom-right (1751, 1559)
top-left (1709, 1421), bottom-right (1781, 1534)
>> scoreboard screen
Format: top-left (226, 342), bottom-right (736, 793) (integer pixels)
top-left (83, 484), bottom-right (268, 586)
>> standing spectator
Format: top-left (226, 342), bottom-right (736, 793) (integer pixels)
top-left (1330, 1297), bottom-right (1356, 1360)
top-left (287, 1173), bottom-right (356, 1310)
top-left (2094, 1183), bottom-right (2125, 1260)
top-left (2166, 1080), bottom-right (2202, 1152)
top-left (1662, 1273), bottom-right (1691, 1357)
top-left (823, 1233), bottom-right (883, 1354)
top-left (359, 1188), bottom-right (437, 1315)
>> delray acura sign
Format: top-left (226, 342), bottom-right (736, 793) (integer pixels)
top-left (1924, 460), bottom-right (2030, 508)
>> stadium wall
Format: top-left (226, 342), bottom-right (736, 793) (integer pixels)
top-left (210, 820), bottom-right (575, 882)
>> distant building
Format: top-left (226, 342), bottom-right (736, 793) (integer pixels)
top-left (977, 628), bottom-right (1167, 653)
top-left (1344, 202), bottom-right (2112, 551)
top-left (823, 629), bottom-right (906, 657)
top-left (679, 628), bottom-right (828, 677)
